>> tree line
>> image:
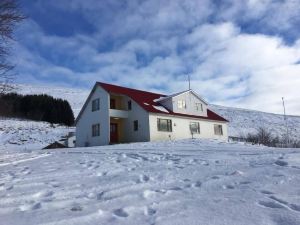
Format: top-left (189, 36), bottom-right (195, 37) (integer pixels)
top-left (0, 93), bottom-right (74, 126)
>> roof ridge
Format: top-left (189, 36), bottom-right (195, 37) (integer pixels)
top-left (97, 82), bottom-right (167, 96)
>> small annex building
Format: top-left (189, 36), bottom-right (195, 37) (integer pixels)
top-left (75, 82), bottom-right (228, 147)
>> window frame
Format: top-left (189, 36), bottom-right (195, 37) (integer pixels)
top-left (214, 124), bottom-right (223, 135)
top-left (157, 118), bottom-right (172, 132)
top-left (92, 98), bottom-right (100, 112)
top-left (92, 124), bottom-right (100, 137)
top-left (190, 122), bottom-right (200, 134)
top-left (133, 120), bottom-right (138, 131)
top-left (177, 100), bottom-right (186, 109)
top-left (195, 103), bottom-right (203, 111)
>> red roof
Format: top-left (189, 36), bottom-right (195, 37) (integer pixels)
top-left (97, 82), bottom-right (228, 122)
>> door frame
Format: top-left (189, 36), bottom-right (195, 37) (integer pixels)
top-left (110, 122), bottom-right (118, 143)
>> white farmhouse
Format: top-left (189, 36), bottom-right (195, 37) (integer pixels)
top-left (75, 82), bottom-right (228, 147)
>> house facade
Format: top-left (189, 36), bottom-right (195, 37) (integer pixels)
top-left (75, 82), bottom-right (228, 147)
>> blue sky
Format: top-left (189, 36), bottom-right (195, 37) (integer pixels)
top-left (11, 0), bottom-right (300, 115)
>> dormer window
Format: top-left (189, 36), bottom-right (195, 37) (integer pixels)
top-left (195, 103), bottom-right (203, 111)
top-left (177, 100), bottom-right (186, 109)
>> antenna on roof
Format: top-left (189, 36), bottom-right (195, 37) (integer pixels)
top-left (188, 74), bottom-right (191, 90)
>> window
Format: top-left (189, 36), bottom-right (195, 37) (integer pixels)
top-left (128, 100), bottom-right (132, 110)
top-left (177, 100), bottom-right (186, 109)
top-left (195, 103), bottom-right (203, 111)
top-left (214, 124), bottom-right (223, 135)
top-left (157, 118), bottom-right (172, 132)
top-left (133, 120), bottom-right (138, 131)
top-left (92, 98), bottom-right (100, 111)
top-left (110, 99), bottom-right (116, 109)
top-left (92, 124), bottom-right (100, 137)
top-left (190, 122), bottom-right (200, 134)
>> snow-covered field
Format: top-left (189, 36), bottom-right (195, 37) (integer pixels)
top-left (0, 139), bottom-right (300, 225)
top-left (0, 118), bottom-right (74, 151)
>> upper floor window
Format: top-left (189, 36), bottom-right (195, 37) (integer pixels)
top-left (92, 98), bottom-right (100, 111)
top-left (133, 120), bottom-right (138, 131)
top-left (110, 99), bottom-right (116, 109)
top-left (195, 103), bottom-right (203, 111)
top-left (177, 100), bottom-right (186, 109)
top-left (92, 124), bottom-right (100, 137)
top-left (190, 122), bottom-right (200, 134)
top-left (214, 124), bottom-right (223, 135)
top-left (128, 100), bottom-right (132, 110)
top-left (157, 118), bottom-right (172, 132)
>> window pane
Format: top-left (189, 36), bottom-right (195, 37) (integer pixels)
top-left (190, 122), bottom-right (200, 133)
top-left (157, 119), bottom-right (172, 132)
top-left (134, 120), bottom-right (138, 131)
top-left (214, 124), bottom-right (223, 135)
top-left (177, 100), bottom-right (186, 109)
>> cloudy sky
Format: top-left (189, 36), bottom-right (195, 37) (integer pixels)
top-left (12, 0), bottom-right (300, 115)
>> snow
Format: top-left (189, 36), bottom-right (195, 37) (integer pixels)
top-left (0, 139), bottom-right (299, 225)
top-left (13, 84), bottom-right (89, 117)
top-left (0, 118), bottom-right (74, 151)
top-left (152, 105), bottom-right (169, 113)
top-left (210, 105), bottom-right (300, 140)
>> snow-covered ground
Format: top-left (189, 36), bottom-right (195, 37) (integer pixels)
top-left (0, 118), bottom-right (74, 151)
top-left (0, 139), bottom-right (300, 225)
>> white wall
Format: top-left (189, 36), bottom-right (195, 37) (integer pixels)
top-left (76, 86), bottom-right (110, 147)
top-left (122, 96), bottom-right (150, 143)
top-left (160, 91), bottom-right (208, 117)
top-left (149, 113), bottom-right (228, 141)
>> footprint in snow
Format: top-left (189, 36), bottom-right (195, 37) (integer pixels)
top-left (222, 184), bottom-right (235, 190)
top-left (70, 204), bottom-right (83, 212)
top-left (258, 200), bottom-right (286, 209)
top-left (274, 160), bottom-right (288, 167)
top-left (33, 190), bottom-right (54, 200)
top-left (144, 206), bottom-right (156, 216)
top-left (260, 190), bottom-right (274, 195)
top-left (19, 202), bottom-right (41, 211)
top-left (0, 184), bottom-right (13, 191)
top-left (113, 208), bottom-right (129, 217)
top-left (138, 174), bottom-right (150, 183)
top-left (192, 181), bottom-right (202, 188)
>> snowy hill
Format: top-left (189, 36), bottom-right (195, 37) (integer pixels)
top-left (13, 83), bottom-right (300, 140)
top-left (0, 139), bottom-right (300, 225)
top-left (1, 83), bottom-right (299, 151)
top-left (14, 84), bottom-right (89, 117)
top-left (210, 105), bottom-right (300, 140)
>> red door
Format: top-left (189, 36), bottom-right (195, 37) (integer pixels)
top-left (110, 123), bottom-right (118, 143)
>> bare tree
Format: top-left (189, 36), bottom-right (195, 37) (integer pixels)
top-left (0, 0), bottom-right (25, 94)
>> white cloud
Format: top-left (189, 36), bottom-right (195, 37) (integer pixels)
top-left (12, 1), bottom-right (300, 115)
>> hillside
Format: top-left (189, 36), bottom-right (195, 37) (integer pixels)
top-left (210, 105), bottom-right (300, 140)
top-left (14, 83), bottom-right (300, 140)
top-left (1, 83), bottom-right (299, 151)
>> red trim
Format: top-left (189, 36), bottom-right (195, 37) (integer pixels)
top-left (97, 82), bottom-right (228, 122)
